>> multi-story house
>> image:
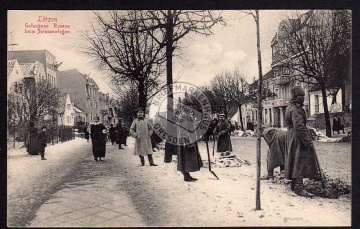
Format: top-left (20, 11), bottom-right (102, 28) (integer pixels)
top-left (8, 50), bottom-right (60, 87)
top-left (236, 11), bottom-right (351, 130)
top-left (57, 69), bottom-right (119, 126)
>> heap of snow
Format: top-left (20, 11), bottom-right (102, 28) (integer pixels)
top-left (203, 155), bottom-right (251, 168)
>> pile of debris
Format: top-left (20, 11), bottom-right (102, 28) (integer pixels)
top-left (308, 127), bottom-right (348, 143)
top-left (233, 130), bottom-right (255, 138)
top-left (203, 155), bottom-right (251, 168)
top-left (304, 178), bottom-right (351, 199)
top-left (269, 171), bottom-right (351, 199)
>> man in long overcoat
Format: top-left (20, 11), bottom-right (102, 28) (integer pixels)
top-left (285, 86), bottom-right (320, 197)
top-left (130, 108), bottom-right (158, 166)
top-left (176, 99), bottom-right (203, 182)
top-left (108, 124), bottom-right (117, 145)
top-left (116, 118), bottom-right (125, 149)
top-left (260, 127), bottom-right (286, 181)
top-left (90, 116), bottom-right (107, 161)
top-left (37, 126), bottom-right (48, 160)
top-left (214, 114), bottom-right (233, 156)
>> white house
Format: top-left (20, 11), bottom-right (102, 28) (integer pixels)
top-left (58, 94), bottom-right (75, 127)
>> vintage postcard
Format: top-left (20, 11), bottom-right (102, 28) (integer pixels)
top-left (7, 10), bottom-right (352, 227)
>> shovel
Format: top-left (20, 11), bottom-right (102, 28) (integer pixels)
top-left (205, 139), bottom-right (219, 180)
top-left (313, 147), bottom-right (327, 189)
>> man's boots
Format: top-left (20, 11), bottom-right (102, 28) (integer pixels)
top-left (292, 178), bottom-right (315, 197)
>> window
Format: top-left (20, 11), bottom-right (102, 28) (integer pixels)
top-left (67, 104), bottom-right (71, 110)
top-left (315, 95), bottom-right (319, 114)
top-left (282, 67), bottom-right (290, 75)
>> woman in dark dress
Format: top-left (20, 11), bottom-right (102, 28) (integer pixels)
top-left (27, 121), bottom-right (40, 155)
top-left (90, 116), bottom-right (107, 161)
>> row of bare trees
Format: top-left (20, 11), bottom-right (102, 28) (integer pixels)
top-left (82, 10), bottom-right (225, 161)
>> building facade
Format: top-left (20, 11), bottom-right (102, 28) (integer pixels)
top-left (8, 50), bottom-right (60, 87)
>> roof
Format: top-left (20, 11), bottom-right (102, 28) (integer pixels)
top-left (262, 70), bottom-right (273, 81)
top-left (73, 105), bottom-right (84, 113)
top-left (7, 59), bottom-right (17, 78)
top-left (19, 63), bottom-right (35, 78)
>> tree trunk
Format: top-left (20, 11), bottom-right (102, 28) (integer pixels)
top-left (238, 104), bottom-right (245, 131)
top-left (255, 10), bottom-right (262, 211)
top-left (138, 81), bottom-right (147, 109)
top-left (164, 10), bottom-right (176, 163)
top-left (320, 83), bottom-right (332, 137)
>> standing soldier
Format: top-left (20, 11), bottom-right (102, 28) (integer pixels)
top-left (130, 108), bottom-right (158, 166)
top-left (285, 86), bottom-right (320, 197)
top-left (213, 114), bottom-right (233, 157)
top-left (37, 126), bottom-right (48, 160)
top-left (90, 116), bottom-right (107, 162)
top-left (116, 118), bottom-right (125, 149)
top-left (176, 98), bottom-right (203, 182)
top-left (260, 127), bottom-right (286, 181)
top-left (108, 124), bottom-right (117, 145)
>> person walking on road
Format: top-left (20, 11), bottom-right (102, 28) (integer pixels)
top-left (90, 116), bottom-right (107, 162)
top-left (260, 127), bottom-right (286, 181)
top-left (37, 126), bottom-right (48, 160)
top-left (122, 124), bottom-right (129, 146)
top-left (130, 108), bottom-right (158, 166)
top-left (176, 98), bottom-right (203, 182)
top-left (285, 86), bottom-right (320, 197)
top-left (116, 118), bottom-right (125, 149)
top-left (213, 114), bottom-right (233, 157)
top-left (84, 125), bottom-right (90, 142)
top-left (108, 124), bottom-right (117, 145)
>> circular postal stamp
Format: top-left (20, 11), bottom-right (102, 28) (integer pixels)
top-left (150, 82), bottom-right (212, 146)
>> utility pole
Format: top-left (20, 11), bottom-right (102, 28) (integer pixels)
top-left (255, 10), bottom-right (263, 211)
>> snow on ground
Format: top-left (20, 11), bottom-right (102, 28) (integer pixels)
top-left (8, 136), bottom-right (351, 227)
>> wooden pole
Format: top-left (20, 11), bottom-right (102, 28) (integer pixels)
top-left (255, 10), bottom-right (263, 211)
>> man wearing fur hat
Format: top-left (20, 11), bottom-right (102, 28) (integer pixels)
top-left (284, 85), bottom-right (320, 197)
top-left (213, 114), bottom-right (233, 157)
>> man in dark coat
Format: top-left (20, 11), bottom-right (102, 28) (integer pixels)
top-left (37, 126), bottom-right (48, 160)
top-left (260, 127), bottom-right (286, 181)
top-left (122, 125), bottom-right (129, 146)
top-left (108, 124), bottom-right (117, 145)
top-left (176, 99), bottom-right (203, 182)
top-left (214, 114), bottom-right (232, 156)
top-left (116, 118), bottom-right (125, 149)
top-left (26, 121), bottom-right (39, 155)
top-left (90, 116), bottom-right (107, 161)
top-left (285, 86), bottom-right (320, 197)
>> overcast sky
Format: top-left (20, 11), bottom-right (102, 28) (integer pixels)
top-left (8, 10), bottom-right (306, 95)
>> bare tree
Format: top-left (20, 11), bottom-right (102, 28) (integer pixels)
top-left (227, 69), bottom-right (251, 131)
top-left (82, 10), bottom-right (166, 109)
top-left (278, 10), bottom-right (351, 137)
top-left (137, 10), bottom-right (225, 162)
top-left (210, 71), bottom-right (235, 118)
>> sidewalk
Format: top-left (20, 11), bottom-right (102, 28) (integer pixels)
top-left (8, 138), bottom-right (147, 227)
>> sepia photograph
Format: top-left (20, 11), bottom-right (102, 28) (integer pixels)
top-left (7, 9), bottom-right (352, 227)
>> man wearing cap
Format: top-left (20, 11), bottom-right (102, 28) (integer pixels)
top-left (90, 116), bottom-right (107, 161)
top-left (284, 85), bottom-right (320, 197)
top-left (213, 114), bottom-right (232, 156)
